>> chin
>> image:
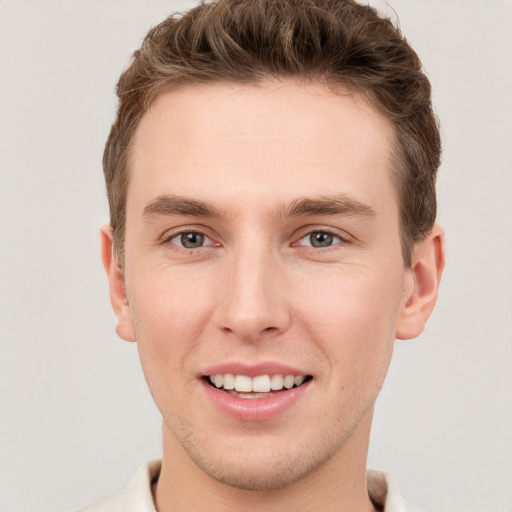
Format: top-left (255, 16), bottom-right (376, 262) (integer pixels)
top-left (206, 467), bottom-right (309, 491)
top-left (193, 447), bottom-right (333, 491)
top-left (172, 423), bottom-right (350, 491)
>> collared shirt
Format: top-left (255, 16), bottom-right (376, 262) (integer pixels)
top-left (76, 459), bottom-right (420, 512)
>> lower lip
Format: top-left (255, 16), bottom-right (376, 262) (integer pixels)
top-left (201, 379), bottom-right (312, 422)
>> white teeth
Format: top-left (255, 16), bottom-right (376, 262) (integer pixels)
top-left (252, 375), bottom-right (271, 392)
top-left (208, 373), bottom-right (308, 393)
top-left (283, 375), bottom-right (295, 389)
top-left (234, 375), bottom-right (252, 392)
top-left (294, 375), bottom-right (304, 386)
top-left (223, 373), bottom-right (235, 390)
top-left (270, 374), bottom-right (284, 390)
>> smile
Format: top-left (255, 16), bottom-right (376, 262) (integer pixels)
top-left (208, 373), bottom-right (311, 396)
top-left (201, 369), bottom-right (313, 421)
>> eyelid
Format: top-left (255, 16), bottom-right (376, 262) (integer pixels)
top-left (159, 225), bottom-right (221, 247)
top-left (292, 226), bottom-right (352, 247)
top-left (170, 232), bottom-right (213, 248)
top-left (297, 232), bottom-right (341, 247)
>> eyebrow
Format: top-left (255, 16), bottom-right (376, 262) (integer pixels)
top-left (142, 193), bottom-right (376, 222)
top-left (282, 194), bottom-right (376, 219)
top-left (143, 195), bottom-right (226, 221)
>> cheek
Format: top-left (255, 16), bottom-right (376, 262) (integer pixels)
top-left (295, 267), bottom-right (403, 381)
top-left (127, 268), bottom-right (216, 373)
top-left (126, 269), bottom-right (219, 420)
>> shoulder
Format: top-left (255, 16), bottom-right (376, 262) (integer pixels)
top-left (74, 459), bottom-right (162, 512)
top-left (367, 469), bottom-right (421, 512)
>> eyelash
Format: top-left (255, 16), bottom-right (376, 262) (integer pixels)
top-left (161, 227), bottom-right (350, 253)
top-left (161, 229), bottom-right (219, 253)
top-left (295, 228), bottom-right (349, 249)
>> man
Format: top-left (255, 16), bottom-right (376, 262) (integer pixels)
top-left (81, 0), bottom-right (445, 510)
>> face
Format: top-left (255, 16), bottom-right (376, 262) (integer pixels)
top-left (112, 80), bottom-right (417, 489)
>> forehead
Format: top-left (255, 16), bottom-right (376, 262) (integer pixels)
top-left (129, 80), bottom-right (397, 216)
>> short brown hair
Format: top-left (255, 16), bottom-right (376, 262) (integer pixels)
top-left (104, 0), bottom-right (440, 267)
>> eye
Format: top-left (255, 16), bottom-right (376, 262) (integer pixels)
top-left (169, 231), bottom-right (213, 249)
top-left (298, 231), bottom-right (343, 248)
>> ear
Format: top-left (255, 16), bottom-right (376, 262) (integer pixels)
top-left (100, 225), bottom-right (136, 342)
top-left (396, 224), bottom-right (445, 340)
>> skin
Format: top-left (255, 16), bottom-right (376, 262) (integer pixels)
top-left (102, 80), bottom-right (444, 512)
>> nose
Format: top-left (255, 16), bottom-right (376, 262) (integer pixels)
top-left (214, 245), bottom-right (291, 342)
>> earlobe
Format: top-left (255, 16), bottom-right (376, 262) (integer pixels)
top-left (100, 225), bottom-right (136, 342)
top-left (396, 224), bottom-right (445, 340)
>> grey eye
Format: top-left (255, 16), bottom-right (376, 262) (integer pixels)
top-left (299, 231), bottom-right (341, 248)
top-left (172, 232), bottom-right (208, 249)
top-left (310, 232), bottom-right (334, 247)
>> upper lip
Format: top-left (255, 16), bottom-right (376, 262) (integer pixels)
top-left (200, 361), bottom-right (310, 378)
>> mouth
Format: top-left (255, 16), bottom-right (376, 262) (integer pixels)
top-left (204, 373), bottom-right (313, 398)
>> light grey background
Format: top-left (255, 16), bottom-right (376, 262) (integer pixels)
top-left (0, 1), bottom-right (510, 511)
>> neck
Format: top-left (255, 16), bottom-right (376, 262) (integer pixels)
top-left (154, 409), bottom-right (377, 512)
